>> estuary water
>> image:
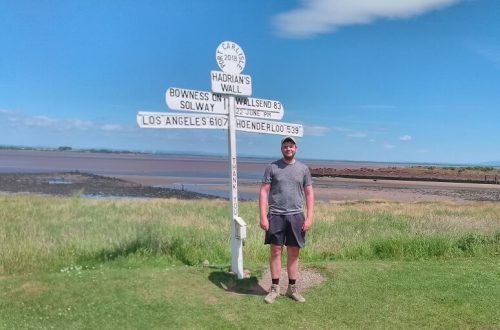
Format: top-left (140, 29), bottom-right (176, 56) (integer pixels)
top-left (0, 149), bottom-right (466, 200)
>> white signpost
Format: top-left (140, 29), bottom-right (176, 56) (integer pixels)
top-left (234, 96), bottom-right (284, 120)
top-left (165, 88), bottom-right (284, 120)
top-left (136, 41), bottom-right (303, 279)
top-left (166, 87), bottom-right (228, 114)
top-left (137, 111), bottom-right (301, 136)
top-left (165, 87), bottom-right (283, 120)
top-left (137, 111), bottom-right (228, 129)
top-left (211, 71), bottom-right (252, 96)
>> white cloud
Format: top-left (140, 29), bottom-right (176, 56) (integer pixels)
top-left (273, 0), bottom-right (460, 38)
top-left (464, 42), bottom-right (500, 70)
top-left (348, 132), bottom-right (367, 138)
top-left (384, 143), bottom-right (396, 149)
top-left (101, 124), bottom-right (127, 131)
top-left (0, 109), bottom-right (131, 133)
top-left (304, 125), bottom-right (330, 136)
top-left (24, 115), bottom-right (94, 131)
top-left (332, 126), bottom-right (370, 138)
top-left (400, 135), bottom-right (412, 141)
top-left (333, 126), bottom-right (352, 132)
top-left (357, 104), bottom-right (397, 111)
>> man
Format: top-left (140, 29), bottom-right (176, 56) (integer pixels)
top-left (259, 136), bottom-right (314, 304)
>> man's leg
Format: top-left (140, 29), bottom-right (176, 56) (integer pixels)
top-left (264, 244), bottom-right (283, 304)
top-left (286, 246), bottom-right (300, 280)
top-left (270, 244), bottom-right (283, 279)
top-left (286, 246), bottom-right (305, 302)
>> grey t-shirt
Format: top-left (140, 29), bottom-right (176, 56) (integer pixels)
top-left (262, 158), bottom-right (313, 215)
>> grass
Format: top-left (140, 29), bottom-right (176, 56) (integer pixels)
top-left (1, 195), bottom-right (499, 328)
top-left (1, 260), bottom-right (499, 329)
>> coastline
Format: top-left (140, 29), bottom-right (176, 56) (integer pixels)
top-left (2, 171), bottom-right (500, 203)
top-left (1, 149), bottom-right (500, 202)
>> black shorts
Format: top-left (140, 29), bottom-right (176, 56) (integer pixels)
top-left (264, 213), bottom-right (306, 248)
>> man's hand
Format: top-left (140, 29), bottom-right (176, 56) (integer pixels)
top-left (302, 217), bottom-right (313, 232)
top-left (303, 185), bottom-right (314, 232)
top-left (260, 216), bottom-right (269, 231)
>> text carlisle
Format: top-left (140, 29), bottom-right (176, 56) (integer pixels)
top-left (166, 87), bottom-right (227, 114)
top-left (137, 112), bottom-right (228, 129)
top-left (235, 118), bottom-right (303, 137)
top-left (211, 70), bottom-right (252, 96)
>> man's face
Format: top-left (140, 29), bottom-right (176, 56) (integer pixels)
top-left (281, 141), bottom-right (297, 159)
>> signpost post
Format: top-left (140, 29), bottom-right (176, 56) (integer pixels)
top-left (212, 41), bottom-right (249, 280)
top-left (136, 41), bottom-right (303, 279)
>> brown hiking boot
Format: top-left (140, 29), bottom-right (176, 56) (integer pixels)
top-left (264, 284), bottom-right (280, 304)
top-left (286, 284), bottom-right (305, 303)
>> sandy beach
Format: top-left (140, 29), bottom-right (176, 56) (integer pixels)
top-left (123, 175), bottom-right (500, 203)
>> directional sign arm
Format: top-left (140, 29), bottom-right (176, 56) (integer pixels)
top-left (211, 70), bottom-right (252, 96)
top-left (137, 112), bottom-right (302, 136)
top-left (137, 112), bottom-right (228, 129)
top-left (235, 117), bottom-right (303, 137)
top-left (234, 96), bottom-right (284, 120)
top-left (166, 87), bottom-right (228, 114)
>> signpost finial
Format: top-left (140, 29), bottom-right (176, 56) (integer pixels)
top-left (216, 41), bottom-right (246, 74)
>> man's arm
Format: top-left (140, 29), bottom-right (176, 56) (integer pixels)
top-left (302, 185), bottom-right (314, 231)
top-left (259, 183), bottom-right (271, 231)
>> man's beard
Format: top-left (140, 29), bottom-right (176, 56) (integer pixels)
top-left (282, 151), bottom-right (296, 162)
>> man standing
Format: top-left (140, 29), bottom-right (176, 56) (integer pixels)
top-left (260, 136), bottom-right (314, 304)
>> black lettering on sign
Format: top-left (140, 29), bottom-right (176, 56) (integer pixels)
top-left (195, 102), bottom-right (213, 112)
top-left (170, 89), bottom-right (210, 101)
top-left (221, 84), bottom-right (232, 93)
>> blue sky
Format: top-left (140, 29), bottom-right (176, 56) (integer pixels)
top-left (1, 0), bottom-right (499, 164)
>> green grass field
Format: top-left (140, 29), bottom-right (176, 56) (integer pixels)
top-left (1, 195), bottom-right (499, 329)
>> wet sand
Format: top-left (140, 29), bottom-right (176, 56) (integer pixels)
top-left (2, 149), bottom-right (500, 202)
top-left (113, 171), bottom-right (500, 203)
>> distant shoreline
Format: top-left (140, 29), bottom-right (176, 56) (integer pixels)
top-left (310, 166), bottom-right (500, 185)
top-left (1, 171), bottom-right (500, 203)
top-left (1, 145), bottom-right (498, 168)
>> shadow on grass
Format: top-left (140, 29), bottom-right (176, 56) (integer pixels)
top-left (208, 270), bottom-right (267, 296)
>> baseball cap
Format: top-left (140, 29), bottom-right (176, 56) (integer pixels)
top-left (281, 136), bottom-right (297, 145)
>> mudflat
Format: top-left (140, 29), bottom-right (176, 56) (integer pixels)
top-left (1, 149), bottom-right (500, 202)
top-left (0, 172), bottom-right (217, 199)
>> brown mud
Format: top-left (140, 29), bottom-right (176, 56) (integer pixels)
top-left (1, 169), bottom-right (500, 202)
top-left (311, 166), bottom-right (500, 184)
top-left (0, 172), bottom-right (218, 199)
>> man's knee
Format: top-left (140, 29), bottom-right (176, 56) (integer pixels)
top-left (287, 246), bottom-right (300, 258)
top-left (270, 245), bottom-right (282, 258)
